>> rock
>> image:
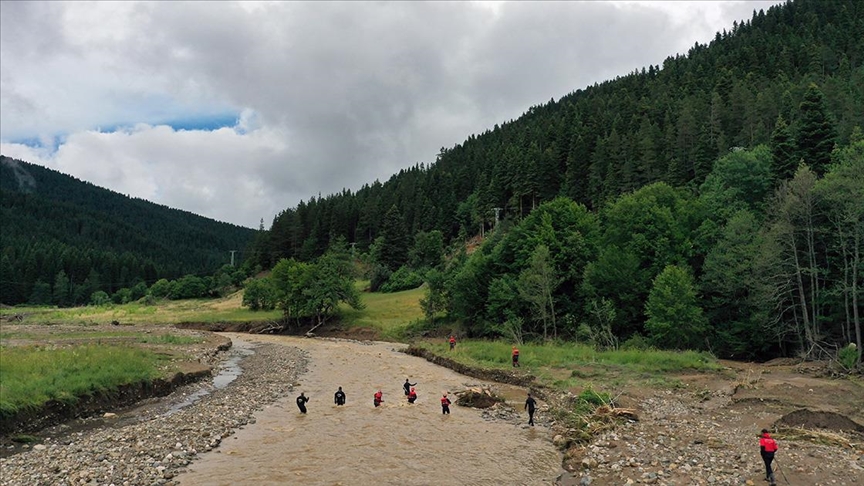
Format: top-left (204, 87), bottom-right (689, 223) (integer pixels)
top-left (33, 444), bottom-right (47, 451)
top-left (104, 412), bottom-right (117, 418)
top-left (579, 475), bottom-right (592, 485)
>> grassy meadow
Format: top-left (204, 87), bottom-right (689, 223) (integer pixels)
top-left (0, 345), bottom-right (166, 417)
top-left (416, 340), bottom-right (722, 392)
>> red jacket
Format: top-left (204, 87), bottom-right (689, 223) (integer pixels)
top-left (760, 434), bottom-right (778, 453)
top-left (441, 396), bottom-right (451, 406)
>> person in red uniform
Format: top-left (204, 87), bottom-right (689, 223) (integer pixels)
top-left (440, 393), bottom-right (451, 414)
top-left (449, 335), bottom-right (456, 350)
top-left (374, 389), bottom-right (384, 407)
top-left (512, 346), bottom-right (520, 367)
top-left (407, 387), bottom-right (418, 404)
top-left (759, 428), bottom-right (778, 485)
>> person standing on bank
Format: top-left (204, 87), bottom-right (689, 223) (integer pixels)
top-left (441, 393), bottom-right (451, 414)
top-left (525, 392), bottom-right (537, 426)
top-left (759, 428), bottom-right (778, 485)
top-left (334, 387), bottom-right (346, 406)
top-left (449, 335), bottom-right (456, 350)
top-left (512, 346), bottom-right (520, 367)
top-left (296, 392), bottom-right (310, 414)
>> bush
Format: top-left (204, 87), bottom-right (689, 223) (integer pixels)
top-left (379, 266), bottom-right (423, 293)
top-left (90, 290), bottom-right (111, 306)
top-left (242, 278), bottom-right (276, 311)
top-left (369, 264), bottom-right (391, 292)
top-left (838, 344), bottom-right (859, 371)
top-left (621, 333), bottom-right (650, 350)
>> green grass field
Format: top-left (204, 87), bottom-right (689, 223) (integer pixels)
top-left (339, 286), bottom-right (426, 339)
top-left (0, 345), bottom-right (167, 417)
top-left (417, 340), bottom-right (722, 391)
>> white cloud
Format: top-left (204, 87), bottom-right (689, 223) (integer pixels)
top-left (0, 1), bottom-right (782, 228)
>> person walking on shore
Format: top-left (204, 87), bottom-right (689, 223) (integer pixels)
top-left (441, 393), bottom-right (451, 414)
top-left (512, 346), bottom-right (520, 367)
top-left (296, 392), bottom-right (310, 414)
top-left (449, 335), bottom-right (456, 350)
top-left (374, 389), bottom-right (384, 407)
top-left (525, 393), bottom-right (537, 426)
top-left (334, 387), bottom-right (346, 406)
top-left (759, 428), bottom-right (778, 485)
top-left (403, 378), bottom-right (417, 396)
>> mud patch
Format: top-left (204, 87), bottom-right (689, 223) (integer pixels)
top-left (456, 390), bottom-right (503, 408)
top-left (775, 409), bottom-right (864, 434)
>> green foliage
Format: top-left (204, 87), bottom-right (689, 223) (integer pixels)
top-left (89, 290), bottom-right (110, 306)
top-left (771, 115), bottom-right (798, 181)
top-left (0, 156), bottom-right (255, 306)
top-left (837, 344), bottom-right (859, 370)
top-left (0, 345), bottom-right (163, 417)
top-left (645, 265), bottom-right (708, 350)
top-left (419, 268), bottom-right (448, 324)
top-left (242, 277), bottom-right (276, 311)
top-left (376, 205), bottom-right (411, 272)
top-left (149, 279), bottom-right (172, 298)
top-left (410, 230), bottom-right (444, 269)
top-left (796, 83), bottom-right (837, 175)
top-left (379, 266), bottom-right (424, 293)
top-left (170, 275), bottom-right (207, 300)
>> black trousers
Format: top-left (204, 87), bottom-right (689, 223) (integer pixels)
top-left (761, 451), bottom-right (775, 481)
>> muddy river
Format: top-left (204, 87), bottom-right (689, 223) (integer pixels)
top-left (177, 334), bottom-right (562, 485)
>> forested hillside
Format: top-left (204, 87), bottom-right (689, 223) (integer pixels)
top-left (247, 0), bottom-right (863, 361)
top-left (0, 157), bottom-right (256, 305)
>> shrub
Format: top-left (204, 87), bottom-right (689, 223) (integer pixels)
top-left (838, 344), bottom-right (859, 371)
top-left (90, 290), bottom-right (111, 306)
top-left (379, 266), bottom-right (423, 293)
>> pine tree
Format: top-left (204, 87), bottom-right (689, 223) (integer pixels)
top-left (377, 205), bottom-right (410, 272)
top-left (771, 115), bottom-right (798, 181)
top-left (796, 83), bottom-right (837, 175)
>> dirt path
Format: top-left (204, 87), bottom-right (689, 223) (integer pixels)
top-left (177, 334), bottom-right (562, 486)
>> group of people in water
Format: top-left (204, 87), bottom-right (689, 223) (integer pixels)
top-left (295, 378), bottom-right (456, 415)
top-left (296, 378), bottom-right (537, 423)
top-left (293, 338), bottom-right (531, 422)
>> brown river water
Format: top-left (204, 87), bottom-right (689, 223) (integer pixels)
top-left (177, 334), bottom-right (562, 485)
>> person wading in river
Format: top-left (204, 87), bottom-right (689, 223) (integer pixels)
top-left (403, 378), bottom-right (417, 396)
top-left (441, 393), bottom-right (451, 414)
top-left (334, 387), bottom-right (346, 406)
top-left (374, 389), bottom-right (384, 407)
top-left (759, 428), bottom-right (778, 485)
top-left (407, 387), bottom-right (418, 404)
top-left (296, 392), bottom-right (310, 414)
top-left (525, 392), bottom-right (537, 426)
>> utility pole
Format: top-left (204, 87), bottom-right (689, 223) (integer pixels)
top-left (229, 250), bottom-right (237, 267)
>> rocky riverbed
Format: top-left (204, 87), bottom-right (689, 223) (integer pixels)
top-left (561, 389), bottom-right (864, 486)
top-left (0, 341), bottom-right (308, 486)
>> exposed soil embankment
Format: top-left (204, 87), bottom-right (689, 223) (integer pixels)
top-left (0, 368), bottom-right (212, 436)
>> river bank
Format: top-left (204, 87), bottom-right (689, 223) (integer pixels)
top-left (0, 339), bottom-right (308, 486)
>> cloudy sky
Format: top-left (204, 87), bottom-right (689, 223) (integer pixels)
top-left (0, 1), bottom-right (781, 229)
